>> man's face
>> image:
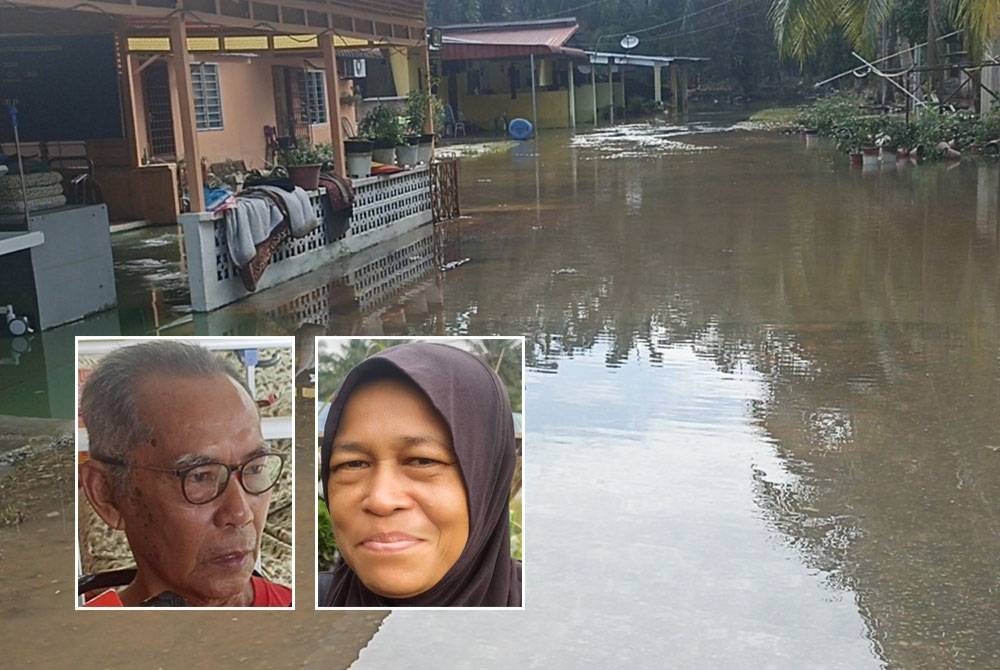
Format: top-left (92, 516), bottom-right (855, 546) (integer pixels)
top-left (117, 373), bottom-right (270, 606)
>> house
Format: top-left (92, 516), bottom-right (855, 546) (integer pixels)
top-left (2, 0), bottom-right (455, 323)
top-left (437, 18), bottom-right (707, 131)
top-left (0, 0), bottom-right (430, 221)
top-left (438, 18), bottom-right (590, 131)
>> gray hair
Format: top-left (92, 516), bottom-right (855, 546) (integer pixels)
top-left (81, 341), bottom-right (249, 472)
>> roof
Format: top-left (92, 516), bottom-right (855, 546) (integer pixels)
top-left (586, 51), bottom-right (709, 67)
top-left (3, 0), bottom-right (426, 45)
top-left (440, 18), bottom-right (583, 61)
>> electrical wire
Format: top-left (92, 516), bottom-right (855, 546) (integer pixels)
top-left (596, 0), bottom-right (738, 41)
top-left (637, 10), bottom-right (763, 45)
top-left (536, 0), bottom-right (612, 19)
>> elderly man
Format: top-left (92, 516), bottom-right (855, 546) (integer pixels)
top-left (78, 340), bottom-right (291, 607)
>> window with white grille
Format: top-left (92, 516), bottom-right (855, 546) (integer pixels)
top-left (191, 63), bottom-right (223, 130)
top-left (298, 70), bottom-right (328, 125)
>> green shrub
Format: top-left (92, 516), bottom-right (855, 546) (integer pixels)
top-left (359, 105), bottom-right (404, 148)
top-left (318, 498), bottom-right (338, 571)
top-left (875, 118), bottom-right (915, 150)
top-left (974, 110), bottom-right (1000, 146)
top-left (799, 95), bottom-right (862, 135)
top-left (281, 141), bottom-right (333, 166)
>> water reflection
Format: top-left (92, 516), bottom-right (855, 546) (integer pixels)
top-left (392, 127), bottom-right (1000, 667)
top-left (190, 223), bottom-right (443, 339)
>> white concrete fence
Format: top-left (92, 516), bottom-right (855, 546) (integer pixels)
top-left (180, 166), bottom-right (431, 312)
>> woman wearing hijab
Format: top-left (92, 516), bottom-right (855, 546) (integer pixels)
top-left (319, 341), bottom-right (522, 607)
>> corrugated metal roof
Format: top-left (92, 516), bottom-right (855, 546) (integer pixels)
top-left (440, 19), bottom-right (580, 61)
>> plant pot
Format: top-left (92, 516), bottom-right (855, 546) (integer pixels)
top-left (849, 151), bottom-right (863, 166)
top-left (287, 164), bottom-right (322, 190)
top-left (345, 138), bottom-right (374, 154)
top-left (936, 141), bottom-right (962, 160)
top-left (372, 146), bottom-right (397, 165)
top-left (344, 139), bottom-right (373, 179)
top-left (896, 148), bottom-right (910, 159)
top-left (417, 133), bottom-right (435, 164)
top-left (396, 139), bottom-right (419, 168)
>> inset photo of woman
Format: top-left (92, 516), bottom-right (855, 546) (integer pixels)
top-left (315, 338), bottom-right (523, 609)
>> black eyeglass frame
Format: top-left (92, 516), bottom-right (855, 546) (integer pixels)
top-left (91, 452), bottom-right (286, 505)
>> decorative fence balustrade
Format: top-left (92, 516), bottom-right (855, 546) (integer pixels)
top-left (431, 158), bottom-right (460, 223)
top-left (181, 166), bottom-right (432, 312)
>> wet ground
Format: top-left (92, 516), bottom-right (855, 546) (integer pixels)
top-left (3, 114), bottom-right (1000, 667)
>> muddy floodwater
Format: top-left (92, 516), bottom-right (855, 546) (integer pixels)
top-left (3, 115), bottom-right (1000, 668)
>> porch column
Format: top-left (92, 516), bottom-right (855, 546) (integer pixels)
top-left (567, 59), bottom-right (576, 129)
top-left (321, 32), bottom-right (346, 179)
top-left (621, 63), bottom-right (627, 119)
top-left (591, 65), bottom-right (597, 125)
top-left (670, 63), bottom-right (680, 113)
top-left (653, 64), bottom-right (662, 105)
top-left (608, 64), bottom-right (614, 125)
top-left (170, 13), bottom-right (204, 213)
top-left (530, 53), bottom-right (539, 133)
top-left (423, 44), bottom-right (434, 135)
top-left (679, 63), bottom-right (688, 114)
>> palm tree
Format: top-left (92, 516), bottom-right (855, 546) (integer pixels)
top-left (770, 0), bottom-right (1000, 100)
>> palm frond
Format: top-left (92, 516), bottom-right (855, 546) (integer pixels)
top-left (839, 0), bottom-right (895, 56)
top-left (953, 0), bottom-right (1000, 62)
top-left (769, 0), bottom-right (840, 62)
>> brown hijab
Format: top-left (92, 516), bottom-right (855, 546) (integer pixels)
top-left (320, 342), bottom-right (521, 607)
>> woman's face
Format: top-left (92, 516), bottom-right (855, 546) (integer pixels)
top-left (327, 377), bottom-right (470, 599)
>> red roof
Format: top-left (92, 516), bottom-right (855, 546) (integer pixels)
top-left (441, 20), bottom-right (581, 60)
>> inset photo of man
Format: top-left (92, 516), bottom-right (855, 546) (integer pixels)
top-left (75, 337), bottom-right (294, 608)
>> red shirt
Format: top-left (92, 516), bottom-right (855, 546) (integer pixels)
top-left (251, 576), bottom-right (292, 607)
top-left (84, 576), bottom-right (291, 607)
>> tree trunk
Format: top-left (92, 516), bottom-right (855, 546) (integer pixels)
top-left (927, 0), bottom-right (943, 103)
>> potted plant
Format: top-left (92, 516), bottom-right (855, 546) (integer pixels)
top-left (343, 137), bottom-right (374, 179)
top-left (873, 118), bottom-right (915, 159)
top-left (396, 134), bottom-right (420, 168)
top-left (405, 89), bottom-right (440, 165)
top-left (280, 141), bottom-right (333, 190)
top-left (833, 117), bottom-right (865, 165)
top-left (858, 117), bottom-right (882, 166)
top-left (358, 105), bottom-right (403, 166)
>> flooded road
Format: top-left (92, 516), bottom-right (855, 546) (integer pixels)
top-left (356, 124), bottom-right (1000, 668)
top-left (3, 116), bottom-right (1000, 668)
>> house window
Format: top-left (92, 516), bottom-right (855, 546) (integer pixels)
top-left (191, 63), bottom-right (223, 130)
top-left (298, 70), bottom-right (328, 125)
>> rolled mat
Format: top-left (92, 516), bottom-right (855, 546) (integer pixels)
top-left (0, 183), bottom-right (63, 202)
top-left (0, 194), bottom-right (67, 214)
top-left (0, 171), bottom-right (62, 194)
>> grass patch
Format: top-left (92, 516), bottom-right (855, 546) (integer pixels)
top-left (750, 107), bottom-right (800, 124)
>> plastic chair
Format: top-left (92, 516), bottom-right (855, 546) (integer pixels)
top-left (443, 105), bottom-right (466, 137)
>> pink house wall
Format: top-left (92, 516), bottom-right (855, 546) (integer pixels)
top-left (131, 56), bottom-right (357, 171)
top-left (196, 59), bottom-right (277, 169)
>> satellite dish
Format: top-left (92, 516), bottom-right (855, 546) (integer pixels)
top-left (620, 34), bottom-right (639, 50)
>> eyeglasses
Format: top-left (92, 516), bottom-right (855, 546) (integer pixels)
top-left (93, 452), bottom-right (285, 505)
